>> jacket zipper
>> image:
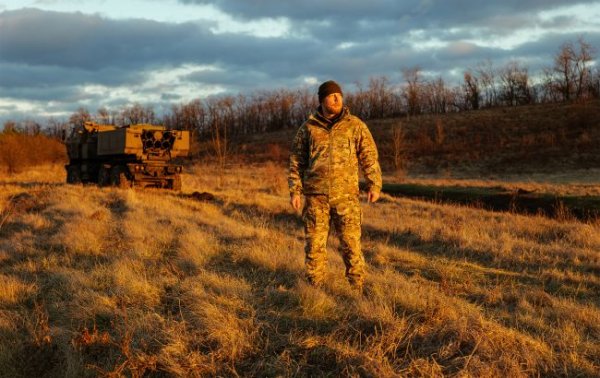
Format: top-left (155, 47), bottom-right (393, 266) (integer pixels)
top-left (328, 127), bottom-right (333, 197)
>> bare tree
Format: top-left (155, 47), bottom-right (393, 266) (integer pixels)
top-left (291, 87), bottom-right (315, 126)
top-left (21, 120), bottom-right (42, 136)
top-left (548, 38), bottom-right (595, 102)
top-left (206, 97), bottom-right (234, 169)
top-left (589, 66), bottom-right (600, 99)
top-left (266, 89), bottom-right (295, 131)
top-left (234, 94), bottom-right (249, 135)
top-left (294, 87), bottom-right (316, 124)
top-left (476, 59), bottom-right (498, 107)
top-left (2, 120), bottom-right (19, 133)
top-left (97, 107), bottom-right (111, 124)
top-left (402, 67), bottom-right (423, 117)
top-left (423, 77), bottom-right (450, 114)
top-left (346, 81), bottom-right (368, 119)
top-left (391, 121), bottom-right (406, 174)
top-left (553, 41), bottom-right (577, 101)
top-left (121, 103), bottom-right (156, 125)
top-left (46, 118), bottom-right (68, 140)
top-left (181, 99), bottom-right (206, 136)
top-left (69, 107), bottom-right (92, 128)
top-left (367, 76), bottom-right (392, 119)
top-left (463, 71), bottom-right (481, 110)
top-left (499, 61), bottom-right (532, 106)
top-left (573, 37), bottom-right (595, 100)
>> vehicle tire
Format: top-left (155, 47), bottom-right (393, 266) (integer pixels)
top-left (110, 166), bottom-right (131, 189)
top-left (171, 175), bottom-right (182, 191)
top-left (97, 165), bottom-right (110, 187)
top-left (66, 165), bottom-right (82, 184)
top-left (118, 173), bottom-right (131, 189)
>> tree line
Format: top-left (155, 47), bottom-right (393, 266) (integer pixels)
top-left (2, 37), bottom-right (598, 151)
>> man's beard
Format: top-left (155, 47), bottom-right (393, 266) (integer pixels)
top-left (323, 103), bottom-right (342, 116)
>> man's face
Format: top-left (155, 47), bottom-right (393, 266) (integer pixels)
top-left (321, 92), bottom-right (343, 117)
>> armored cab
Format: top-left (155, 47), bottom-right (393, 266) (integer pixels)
top-left (65, 122), bottom-right (190, 190)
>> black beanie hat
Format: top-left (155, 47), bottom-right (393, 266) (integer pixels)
top-left (318, 80), bottom-right (343, 103)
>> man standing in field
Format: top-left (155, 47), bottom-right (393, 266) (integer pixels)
top-left (288, 80), bottom-right (382, 292)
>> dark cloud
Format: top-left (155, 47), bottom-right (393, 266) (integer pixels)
top-left (0, 8), bottom-right (322, 121)
top-left (161, 93), bottom-right (183, 101)
top-left (185, 68), bottom-right (271, 88)
top-left (1, 2), bottom-right (599, 123)
top-left (181, 0), bottom-right (406, 22)
top-left (0, 8), bottom-right (204, 69)
top-left (0, 8), bottom-right (318, 74)
top-left (179, 1), bottom-right (598, 47)
top-left (0, 85), bottom-right (84, 102)
top-left (0, 62), bottom-right (147, 89)
top-left (179, 0), bottom-right (595, 27)
top-left (511, 31), bottom-right (600, 67)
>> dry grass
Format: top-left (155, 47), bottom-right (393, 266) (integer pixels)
top-left (370, 100), bottom-right (600, 177)
top-left (0, 163), bottom-right (598, 377)
top-left (389, 171), bottom-right (600, 197)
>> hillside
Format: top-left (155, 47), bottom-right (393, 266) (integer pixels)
top-left (0, 164), bottom-right (599, 377)
top-left (237, 100), bottom-right (600, 178)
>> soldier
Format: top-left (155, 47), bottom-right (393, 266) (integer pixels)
top-left (288, 80), bottom-right (382, 292)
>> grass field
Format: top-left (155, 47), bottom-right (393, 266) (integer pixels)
top-left (0, 163), bottom-right (599, 377)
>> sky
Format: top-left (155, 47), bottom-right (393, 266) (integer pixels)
top-left (1, 0), bottom-right (600, 124)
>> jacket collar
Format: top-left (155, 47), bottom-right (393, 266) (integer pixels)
top-left (308, 106), bottom-right (349, 129)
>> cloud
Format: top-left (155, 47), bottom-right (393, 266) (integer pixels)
top-left (161, 93), bottom-right (182, 101)
top-left (178, 1), bottom-right (598, 28)
top-left (177, 1), bottom-right (600, 50)
top-left (0, 8), bottom-right (320, 74)
top-left (1, 2), bottom-right (600, 123)
top-left (0, 8), bottom-right (204, 69)
top-left (0, 62), bottom-right (147, 89)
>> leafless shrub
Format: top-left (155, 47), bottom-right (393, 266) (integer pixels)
top-left (0, 133), bottom-right (66, 174)
top-left (391, 121), bottom-right (407, 177)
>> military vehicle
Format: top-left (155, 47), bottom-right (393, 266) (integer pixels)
top-left (65, 122), bottom-right (190, 190)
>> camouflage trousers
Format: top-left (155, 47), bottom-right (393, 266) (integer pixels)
top-left (302, 194), bottom-right (365, 287)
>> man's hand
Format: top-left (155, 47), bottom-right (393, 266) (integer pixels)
top-left (367, 191), bottom-right (380, 203)
top-left (290, 194), bottom-right (302, 212)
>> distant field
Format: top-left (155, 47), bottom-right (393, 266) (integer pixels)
top-left (0, 164), bottom-right (599, 377)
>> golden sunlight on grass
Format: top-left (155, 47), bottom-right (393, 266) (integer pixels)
top-left (0, 163), bottom-right (598, 376)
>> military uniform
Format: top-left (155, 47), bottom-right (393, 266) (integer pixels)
top-left (289, 106), bottom-right (382, 287)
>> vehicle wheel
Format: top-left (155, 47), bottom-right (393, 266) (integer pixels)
top-left (110, 166), bottom-right (131, 189)
top-left (97, 165), bottom-right (110, 187)
top-left (171, 175), bottom-right (182, 191)
top-left (66, 165), bottom-right (82, 184)
top-left (118, 173), bottom-right (131, 189)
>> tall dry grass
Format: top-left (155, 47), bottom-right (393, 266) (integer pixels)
top-left (0, 163), bottom-right (598, 376)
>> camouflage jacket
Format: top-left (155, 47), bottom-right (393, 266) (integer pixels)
top-left (288, 106), bottom-right (382, 198)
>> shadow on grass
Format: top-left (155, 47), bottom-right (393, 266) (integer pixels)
top-left (204, 250), bottom-right (399, 377)
top-left (221, 201), bottom-right (304, 230)
top-left (0, 188), bottom-right (139, 376)
top-left (362, 224), bottom-right (600, 305)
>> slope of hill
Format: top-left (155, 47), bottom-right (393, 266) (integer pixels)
top-left (1, 164), bottom-right (598, 377)
top-left (237, 100), bottom-right (600, 178)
